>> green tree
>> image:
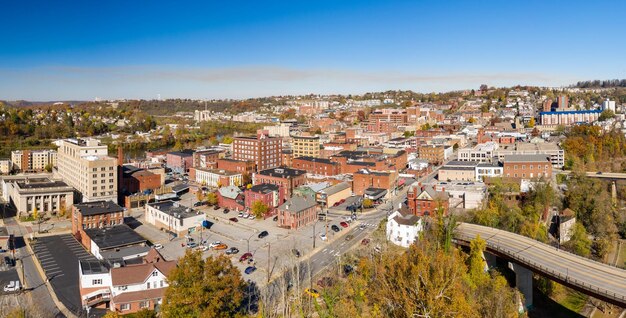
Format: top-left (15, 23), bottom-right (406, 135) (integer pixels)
top-left (222, 136), bottom-right (234, 144)
top-left (250, 200), bottom-right (269, 218)
top-left (564, 223), bottom-right (591, 257)
top-left (599, 109), bottom-right (615, 121)
top-left (161, 250), bottom-right (246, 318)
top-left (468, 235), bottom-right (488, 286)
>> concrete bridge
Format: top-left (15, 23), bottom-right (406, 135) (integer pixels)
top-left (454, 222), bottom-right (626, 308)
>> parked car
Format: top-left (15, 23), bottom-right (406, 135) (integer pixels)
top-left (239, 252), bottom-right (253, 262)
top-left (273, 216), bottom-right (278, 221)
top-left (223, 208), bottom-right (230, 214)
top-left (258, 231), bottom-right (269, 239)
top-left (238, 212), bottom-right (244, 217)
top-left (213, 206), bottom-right (220, 210)
top-left (186, 242), bottom-right (197, 248)
top-left (339, 221), bottom-right (349, 228)
top-left (331, 225), bottom-right (341, 232)
top-left (209, 241), bottom-right (222, 248)
top-left (213, 244), bottom-right (228, 250)
top-left (361, 238), bottom-right (370, 246)
top-left (225, 247), bottom-right (239, 255)
top-left (359, 224), bottom-right (366, 230)
top-left (291, 249), bottom-right (301, 258)
top-left (197, 245), bottom-right (209, 252)
top-left (153, 243), bottom-right (164, 250)
top-left (317, 277), bottom-right (335, 288)
top-left (3, 281), bottom-right (20, 292)
top-left (193, 201), bottom-right (205, 207)
top-left (345, 234), bottom-right (354, 241)
top-left (229, 217), bottom-right (239, 222)
top-left (243, 213), bottom-right (250, 218)
top-left (244, 266), bottom-right (256, 275)
top-left (4, 256), bottom-right (15, 267)
top-left (247, 214), bottom-right (256, 219)
top-left (304, 288), bottom-right (320, 298)
top-left (319, 233), bottom-right (327, 241)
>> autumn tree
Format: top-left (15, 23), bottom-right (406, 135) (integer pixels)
top-left (251, 200), bottom-right (269, 218)
top-left (361, 198), bottom-right (374, 209)
top-left (205, 192), bottom-right (218, 206)
top-left (564, 223), bottom-right (592, 257)
top-left (161, 250), bottom-right (246, 318)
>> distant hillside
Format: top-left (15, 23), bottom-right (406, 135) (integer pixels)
top-left (571, 79), bottom-right (626, 88)
top-left (1, 100), bottom-right (86, 107)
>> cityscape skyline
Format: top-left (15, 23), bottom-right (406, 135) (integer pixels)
top-left (2, 0), bottom-right (626, 100)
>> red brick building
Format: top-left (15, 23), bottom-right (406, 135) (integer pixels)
top-left (72, 200), bottom-right (125, 247)
top-left (217, 185), bottom-right (244, 211)
top-left (166, 150), bottom-right (194, 173)
top-left (407, 184), bottom-right (450, 216)
top-left (233, 130), bottom-right (283, 172)
top-left (120, 166), bottom-right (162, 194)
top-left (276, 196), bottom-right (318, 230)
top-left (216, 158), bottom-right (255, 174)
top-left (503, 154), bottom-right (552, 179)
top-left (244, 184), bottom-right (285, 217)
top-left (292, 157), bottom-right (341, 176)
top-left (254, 167), bottom-right (306, 199)
top-left (352, 169), bottom-right (398, 196)
top-left (193, 149), bottom-right (224, 168)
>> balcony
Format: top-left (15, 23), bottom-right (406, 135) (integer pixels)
top-left (82, 288), bottom-right (111, 306)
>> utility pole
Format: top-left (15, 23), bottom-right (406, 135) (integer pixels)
top-left (312, 221), bottom-right (316, 249)
top-left (267, 242), bottom-right (271, 283)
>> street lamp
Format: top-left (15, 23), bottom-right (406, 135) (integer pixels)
top-left (265, 242), bottom-right (271, 283)
top-left (242, 232), bottom-right (257, 253)
top-left (84, 305), bottom-right (91, 318)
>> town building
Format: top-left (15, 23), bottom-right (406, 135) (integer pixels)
top-left (216, 158), bottom-right (255, 176)
top-left (254, 167), bottom-right (306, 199)
top-left (263, 123), bottom-right (292, 138)
top-left (457, 142), bottom-right (499, 163)
top-left (233, 130), bottom-right (283, 171)
top-left (503, 154), bottom-right (552, 179)
top-left (417, 145), bottom-right (446, 165)
top-left (540, 109), bottom-right (601, 126)
top-left (276, 195), bottom-right (318, 230)
top-left (189, 168), bottom-right (242, 188)
top-left (475, 162), bottom-right (504, 181)
top-left (72, 200), bottom-right (125, 245)
top-left (438, 161), bottom-right (479, 182)
top-left (602, 99), bottom-right (616, 113)
top-left (494, 142), bottom-right (565, 168)
top-left (0, 159), bottom-right (10, 174)
top-left (1, 175), bottom-right (74, 216)
top-left (433, 182), bottom-right (486, 210)
top-left (11, 149), bottom-right (57, 173)
top-left (291, 135), bottom-right (321, 158)
top-left (244, 183), bottom-right (285, 217)
top-left (166, 150), bottom-right (194, 174)
top-left (352, 169), bottom-right (397, 196)
top-left (407, 184), bottom-right (450, 216)
top-left (82, 224), bottom-right (149, 263)
top-left (120, 165), bottom-right (162, 195)
top-left (57, 138), bottom-right (118, 203)
top-left (292, 156), bottom-right (341, 176)
top-left (217, 185), bottom-right (244, 211)
top-left (192, 149), bottom-right (224, 169)
top-left (145, 200), bottom-right (205, 236)
top-left (317, 182), bottom-right (351, 207)
top-left (386, 207), bottom-right (423, 248)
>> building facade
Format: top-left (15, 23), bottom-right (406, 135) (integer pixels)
top-left (276, 196), bottom-right (318, 230)
top-left (1, 176), bottom-right (74, 216)
top-left (233, 130), bottom-right (283, 171)
top-left (190, 168), bottom-right (242, 188)
top-left (253, 167), bottom-right (306, 199)
top-left (386, 209), bottom-right (423, 248)
top-left (11, 149), bottom-right (58, 173)
top-left (352, 170), bottom-right (397, 196)
top-left (291, 157), bottom-right (341, 176)
top-left (145, 201), bottom-right (205, 236)
top-left (57, 139), bottom-right (118, 203)
top-left (291, 135), bottom-right (321, 158)
top-left (407, 184), bottom-right (450, 216)
top-left (72, 200), bottom-right (125, 247)
top-left (502, 154), bottom-right (552, 179)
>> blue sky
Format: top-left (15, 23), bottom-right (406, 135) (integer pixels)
top-left (1, 0), bottom-right (625, 100)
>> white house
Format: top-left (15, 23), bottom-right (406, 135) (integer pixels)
top-left (145, 200), bottom-right (205, 236)
top-left (386, 207), bottom-right (423, 248)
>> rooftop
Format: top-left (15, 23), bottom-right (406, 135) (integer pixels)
top-left (147, 200), bottom-right (200, 219)
top-left (294, 156), bottom-right (335, 165)
top-left (320, 182), bottom-right (351, 196)
top-left (74, 200), bottom-right (124, 217)
top-left (14, 178), bottom-right (72, 190)
top-left (504, 154), bottom-right (551, 163)
top-left (278, 195), bottom-right (317, 213)
top-left (258, 167), bottom-right (306, 178)
top-left (83, 224), bottom-right (147, 250)
top-left (443, 160), bottom-right (481, 168)
top-left (248, 183), bottom-right (280, 194)
top-left (167, 149), bottom-right (194, 157)
top-left (80, 260), bottom-right (109, 275)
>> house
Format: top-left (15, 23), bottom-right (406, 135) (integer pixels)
top-left (144, 200), bottom-right (205, 236)
top-left (352, 169), bottom-right (398, 196)
top-left (386, 207), bottom-right (423, 248)
top-left (166, 150), bottom-right (194, 174)
top-left (276, 195), bottom-right (318, 230)
top-left (407, 183), bottom-right (450, 216)
top-left (73, 201), bottom-right (125, 246)
top-left (254, 167), bottom-right (307, 199)
top-left (79, 249), bottom-right (177, 314)
top-left (244, 184), bottom-right (285, 217)
top-left (217, 185), bottom-right (244, 211)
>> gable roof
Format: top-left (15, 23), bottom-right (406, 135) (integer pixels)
top-left (414, 185), bottom-right (449, 201)
top-left (111, 261), bottom-right (176, 286)
top-left (278, 196), bottom-right (317, 214)
top-left (218, 185), bottom-right (242, 199)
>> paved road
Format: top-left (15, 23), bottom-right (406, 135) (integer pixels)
top-left (558, 170), bottom-right (626, 180)
top-left (455, 222), bottom-right (626, 307)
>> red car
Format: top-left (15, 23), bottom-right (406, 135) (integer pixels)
top-left (340, 221), bottom-right (349, 228)
top-left (361, 238), bottom-right (370, 246)
top-left (229, 217), bottom-right (238, 222)
top-left (239, 252), bottom-right (253, 262)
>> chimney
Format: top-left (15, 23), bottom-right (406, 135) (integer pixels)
top-left (442, 187), bottom-right (445, 192)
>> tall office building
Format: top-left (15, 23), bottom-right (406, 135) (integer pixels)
top-left (603, 99), bottom-right (616, 113)
top-left (291, 135), bottom-right (321, 158)
top-left (11, 149), bottom-right (57, 172)
top-left (57, 139), bottom-right (118, 203)
top-left (557, 96), bottom-right (569, 110)
top-left (542, 99), bottom-right (553, 112)
top-left (233, 130), bottom-right (283, 172)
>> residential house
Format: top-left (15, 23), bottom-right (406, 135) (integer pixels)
top-left (276, 195), bottom-right (318, 230)
top-left (386, 207), bottom-right (423, 248)
top-left (407, 184), bottom-right (450, 216)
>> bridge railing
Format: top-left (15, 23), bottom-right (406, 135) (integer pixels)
top-left (454, 233), bottom-right (626, 305)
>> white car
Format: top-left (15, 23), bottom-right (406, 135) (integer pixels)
top-left (238, 212), bottom-right (244, 218)
top-left (3, 280), bottom-right (20, 292)
top-left (197, 245), bottom-right (209, 252)
top-left (153, 244), bottom-right (164, 250)
top-left (247, 214), bottom-right (256, 219)
top-left (243, 213), bottom-right (250, 218)
top-left (319, 233), bottom-right (327, 241)
top-left (209, 241), bottom-right (222, 248)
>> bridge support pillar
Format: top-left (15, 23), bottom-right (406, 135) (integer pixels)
top-left (510, 262), bottom-right (533, 309)
top-left (484, 252), bottom-right (497, 270)
top-left (611, 181), bottom-right (617, 206)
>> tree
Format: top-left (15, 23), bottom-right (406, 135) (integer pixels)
top-left (103, 312), bottom-right (121, 318)
top-left (362, 198), bottom-right (374, 209)
top-left (468, 235), bottom-right (488, 286)
top-left (196, 190), bottom-right (204, 202)
top-left (527, 118), bottom-right (535, 128)
top-left (564, 223), bottom-right (591, 257)
top-left (129, 309), bottom-right (157, 318)
top-left (222, 136), bottom-right (234, 144)
top-left (599, 109), bottom-right (616, 121)
top-left (467, 117), bottom-right (476, 124)
top-left (251, 200), bottom-right (269, 218)
top-left (161, 250), bottom-right (246, 318)
top-left (58, 204), bottom-right (67, 218)
top-left (32, 207), bottom-right (38, 221)
top-left (44, 163), bottom-right (53, 173)
top-left (205, 192), bottom-right (218, 206)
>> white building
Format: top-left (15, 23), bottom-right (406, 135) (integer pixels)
top-left (57, 138), bottom-right (118, 203)
top-left (192, 168), bottom-right (242, 188)
top-left (433, 182), bottom-right (487, 210)
top-left (263, 123), bottom-right (292, 138)
top-left (0, 175), bottom-right (74, 216)
top-left (603, 99), bottom-right (616, 113)
top-left (386, 207), bottom-right (423, 248)
top-left (11, 149), bottom-right (58, 172)
top-left (0, 159), bottom-right (10, 174)
top-left (144, 200), bottom-right (205, 236)
top-left (457, 142), bottom-right (499, 163)
top-left (475, 163), bottom-right (503, 181)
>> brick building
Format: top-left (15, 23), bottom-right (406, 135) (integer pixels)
top-left (276, 196), bottom-right (318, 230)
top-left (120, 165), bottom-right (162, 194)
top-left (216, 158), bottom-right (255, 175)
top-left (244, 184), bottom-right (285, 217)
top-left (503, 154), bottom-right (552, 179)
top-left (417, 145), bottom-right (446, 165)
top-left (166, 150), bottom-right (194, 173)
top-left (217, 185), bottom-right (244, 211)
top-left (254, 167), bottom-right (306, 199)
top-left (233, 130), bottom-right (283, 172)
top-left (72, 201), bottom-right (125, 247)
top-left (352, 169), bottom-right (398, 196)
top-left (292, 157), bottom-right (341, 176)
top-left (407, 184), bottom-right (450, 216)
top-left (192, 149), bottom-right (224, 169)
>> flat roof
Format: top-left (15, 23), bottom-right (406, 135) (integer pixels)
top-left (294, 156), bottom-right (335, 164)
top-left (74, 200), bottom-right (124, 216)
top-left (83, 224), bottom-right (147, 250)
top-left (80, 260), bottom-right (109, 275)
top-left (249, 183), bottom-right (280, 194)
top-left (443, 160), bottom-right (481, 168)
top-left (258, 167), bottom-right (306, 178)
top-left (147, 200), bottom-right (200, 219)
top-left (504, 154), bottom-right (551, 163)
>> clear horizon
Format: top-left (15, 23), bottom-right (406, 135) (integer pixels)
top-left (2, 0), bottom-right (625, 101)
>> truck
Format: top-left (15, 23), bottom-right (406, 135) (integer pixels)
top-left (155, 192), bottom-right (177, 201)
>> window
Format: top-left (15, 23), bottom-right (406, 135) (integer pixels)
top-left (147, 282), bottom-right (151, 289)
top-left (152, 271), bottom-right (158, 277)
top-left (92, 279), bottom-right (102, 285)
top-left (139, 301), bottom-right (149, 309)
top-left (120, 304), bottom-right (130, 311)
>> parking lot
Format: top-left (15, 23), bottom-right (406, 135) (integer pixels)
top-left (0, 266), bottom-right (20, 296)
top-left (31, 234), bottom-right (98, 315)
